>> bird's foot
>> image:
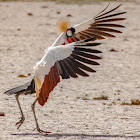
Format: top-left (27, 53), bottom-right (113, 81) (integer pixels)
top-left (16, 117), bottom-right (25, 129)
top-left (36, 127), bottom-right (51, 134)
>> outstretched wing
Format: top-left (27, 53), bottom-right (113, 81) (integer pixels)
top-left (34, 39), bottom-right (102, 106)
top-left (52, 4), bottom-right (126, 47)
top-left (68, 4), bottom-right (126, 42)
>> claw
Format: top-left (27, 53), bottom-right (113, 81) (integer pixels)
top-left (37, 127), bottom-right (51, 134)
top-left (16, 117), bottom-right (25, 129)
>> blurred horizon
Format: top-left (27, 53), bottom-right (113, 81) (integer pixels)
top-left (0, 0), bottom-right (134, 2)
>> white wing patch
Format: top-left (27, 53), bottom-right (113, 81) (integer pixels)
top-left (73, 17), bottom-right (95, 33)
top-left (34, 42), bottom-right (76, 88)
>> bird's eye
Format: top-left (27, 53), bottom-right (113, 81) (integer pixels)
top-left (66, 29), bottom-right (72, 37)
top-left (70, 27), bottom-right (75, 33)
top-left (66, 27), bottom-right (76, 37)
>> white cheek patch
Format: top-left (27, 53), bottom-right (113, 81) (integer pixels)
top-left (67, 30), bottom-right (72, 37)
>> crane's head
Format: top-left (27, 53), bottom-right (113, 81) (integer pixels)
top-left (57, 19), bottom-right (75, 44)
top-left (66, 27), bottom-right (75, 37)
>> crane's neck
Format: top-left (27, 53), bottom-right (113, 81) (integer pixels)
top-left (51, 32), bottom-right (68, 47)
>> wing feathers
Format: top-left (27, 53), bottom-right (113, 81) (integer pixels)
top-left (67, 5), bottom-right (126, 42)
top-left (66, 57), bottom-right (89, 76)
top-left (73, 50), bottom-right (101, 59)
top-left (69, 37), bottom-right (74, 43)
top-left (88, 29), bottom-right (116, 38)
top-left (72, 54), bottom-right (100, 65)
top-left (53, 5), bottom-right (126, 47)
top-left (95, 4), bottom-right (122, 19)
top-left (96, 18), bottom-right (126, 23)
top-left (74, 47), bottom-right (102, 53)
top-left (75, 42), bottom-right (101, 47)
top-left (55, 61), bottom-right (63, 78)
top-left (95, 12), bottom-right (126, 21)
top-left (55, 40), bottom-right (101, 78)
top-left (36, 40), bottom-right (102, 105)
top-left (35, 4), bottom-right (126, 106)
top-left (95, 3), bottom-right (110, 17)
top-left (94, 23), bottom-right (125, 28)
top-left (69, 57), bottom-right (96, 72)
top-left (93, 27), bottom-right (122, 33)
top-left (71, 37), bottom-right (79, 42)
top-left (54, 65), bottom-right (60, 83)
top-left (77, 32), bottom-right (88, 40)
top-left (62, 59), bottom-right (78, 78)
top-left (82, 30), bottom-right (105, 39)
top-left (38, 65), bottom-right (60, 106)
top-left (59, 61), bottom-right (70, 79)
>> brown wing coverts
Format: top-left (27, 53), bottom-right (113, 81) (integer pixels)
top-left (68, 4), bottom-right (126, 42)
top-left (38, 65), bottom-right (60, 106)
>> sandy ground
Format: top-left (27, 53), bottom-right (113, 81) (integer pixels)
top-left (0, 1), bottom-right (140, 140)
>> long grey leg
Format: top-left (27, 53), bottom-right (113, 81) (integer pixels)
top-left (15, 93), bottom-right (25, 129)
top-left (31, 98), bottom-right (51, 134)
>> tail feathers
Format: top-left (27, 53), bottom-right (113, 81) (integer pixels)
top-left (4, 81), bottom-right (33, 95)
top-left (4, 82), bottom-right (31, 95)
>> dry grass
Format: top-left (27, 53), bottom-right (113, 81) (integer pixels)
top-left (109, 48), bottom-right (118, 52)
top-left (18, 74), bottom-right (27, 77)
top-left (121, 99), bottom-right (140, 105)
top-left (82, 97), bottom-right (90, 100)
top-left (0, 112), bottom-right (5, 116)
top-left (93, 95), bottom-right (109, 100)
top-left (131, 99), bottom-right (140, 105)
top-left (121, 102), bottom-right (130, 105)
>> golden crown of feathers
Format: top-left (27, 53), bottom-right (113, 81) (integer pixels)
top-left (57, 19), bottom-right (70, 33)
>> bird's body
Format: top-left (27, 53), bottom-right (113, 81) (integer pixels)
top-left (4, 4), bottom-right (126, 134)
top-left (34, 42), bottom-right (76, 105)
top-left (34, 40), bottom-right (102, 106)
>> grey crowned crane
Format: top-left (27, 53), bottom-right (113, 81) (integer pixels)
top-left (4, 4), bottom-right (126, 134)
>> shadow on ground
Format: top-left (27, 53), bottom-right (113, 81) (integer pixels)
top-left (11, 133), bottom-right (140, 139)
